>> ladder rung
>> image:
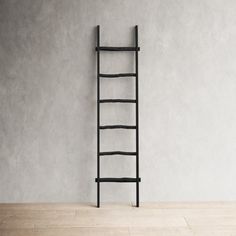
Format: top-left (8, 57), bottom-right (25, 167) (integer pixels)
top-left (99, 73), bottom-right (136, 78)
top-left (96, 46), bottom-right (140, 51)
top-left (100, 125), bottom-right (136, 130)
top-left (95, 177), bottom-right (141, 183)
top-left (99, 151), bottom-right (136, 156)
top-left (99, 99), bottom-right (136, 103)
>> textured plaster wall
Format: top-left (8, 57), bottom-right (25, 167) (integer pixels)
top-left (1, 0), bottom-right (236, 202)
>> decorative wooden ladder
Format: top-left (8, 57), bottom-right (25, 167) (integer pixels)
top-left (95, 25), bottom-right (141, 207)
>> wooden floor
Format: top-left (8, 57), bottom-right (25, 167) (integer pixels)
top-left (1, 202), bottom-right (236, 235)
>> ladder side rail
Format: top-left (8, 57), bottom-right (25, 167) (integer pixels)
top-left (135, 25), bottom-right (140, 207)
top-left (97, 25), bottom-right (100, 208)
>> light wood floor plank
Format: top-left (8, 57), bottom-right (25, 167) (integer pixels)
top-left (129, 227), bottom-right (193, 236)
top-left (0, 216), bottom-right (187, 229)
top-left (38, 228), bottom-right (129, 236)
top-left (0, 228), bottom-right (130, 236)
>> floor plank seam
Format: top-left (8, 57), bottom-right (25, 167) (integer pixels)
top-left (0, 219), bottom-right (3, 227)
top-left (128, 227), bottom-right (131, 236)
top-left (183, 216), bottom-right (192, 230)
top-left (0, 215), bottom-right (13, 227)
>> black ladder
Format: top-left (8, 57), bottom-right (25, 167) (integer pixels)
top-left (95, 25), bottom-right (141, 207)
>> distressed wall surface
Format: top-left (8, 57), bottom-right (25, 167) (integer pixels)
top-left (1, 0), bottom-right (236, 202)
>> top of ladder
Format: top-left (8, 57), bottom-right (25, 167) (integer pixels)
top-left (95, 25), bottom-right (140, 52)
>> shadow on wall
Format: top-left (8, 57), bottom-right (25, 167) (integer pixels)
top-left (76, 26), bottom-right (97, 203)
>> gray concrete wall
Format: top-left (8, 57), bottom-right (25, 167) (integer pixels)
top-left (1, 0), bottom-right (236, 203)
